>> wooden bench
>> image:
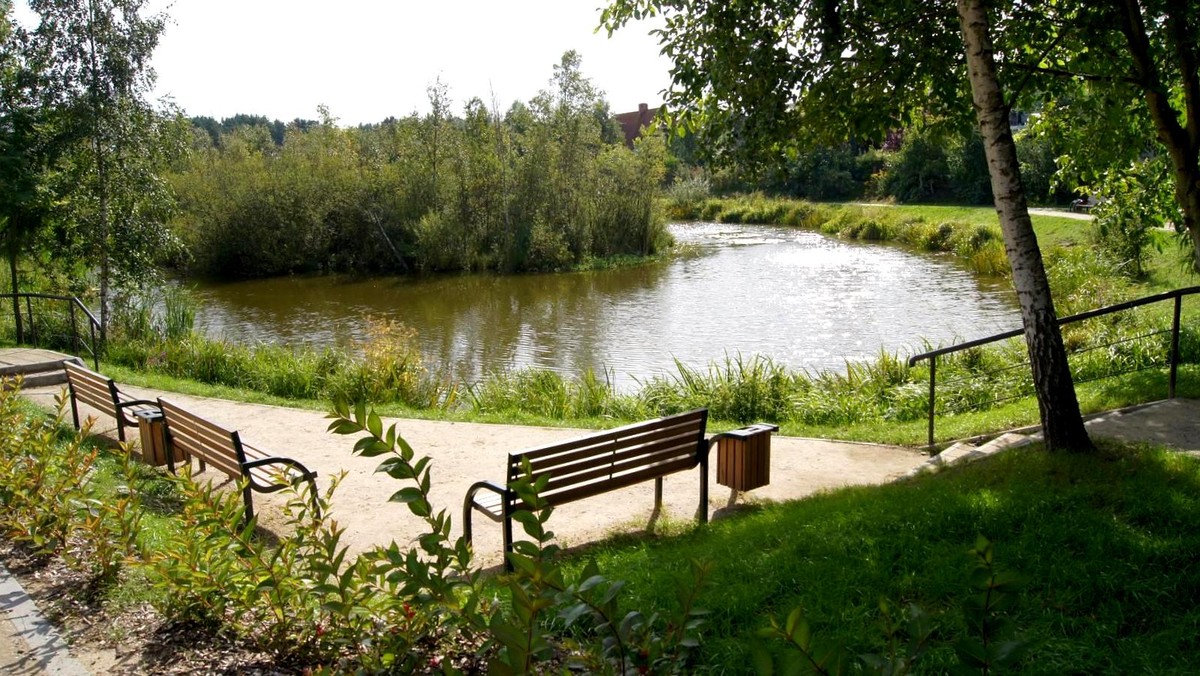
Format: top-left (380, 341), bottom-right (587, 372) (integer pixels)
top-left (157, 397), bottom-right (319, 523)
top-left (463, 409), bottom-right (713, 564)
top-left (63, 361), bottom-right (159, 443)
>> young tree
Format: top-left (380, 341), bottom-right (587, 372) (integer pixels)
top-left (27, 0), bottom-right (177, 342)
top-left (602, 0), bottom-right (1094, 450)
top-left (0, 1), bottom-right (66, 339)
top-left (958, 0), bottom-right (1091, 450)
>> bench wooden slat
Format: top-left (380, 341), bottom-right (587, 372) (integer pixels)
top-left (540, 457), bottom-right (698, 508)
top-left (464, 409), bottom-right (713, 569)
top-left (527, 433), bottom-right (701, 477)
top-left (64, 361), bottom-right (149, 442)
top-left (522, 420), bottom-right (705, 475)
top-left (534, 444), bottom-right (700, 495)
top-left (155, 402), bottom-right (244, 479)
top-left (519, 412), bottom-right (706, 465)
top-left (157, 397), bottom-right (318, 524)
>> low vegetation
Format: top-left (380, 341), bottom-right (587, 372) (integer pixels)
top-left (2, 378), bottom-right (1198, 673)
top-left (567, 442), bottom-right (1200, 674)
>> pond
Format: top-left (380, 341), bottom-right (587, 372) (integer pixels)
top-left (190, 222), bottom-right (1019, 389)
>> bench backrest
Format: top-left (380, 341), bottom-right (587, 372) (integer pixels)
top-left (63, 361), bottom-right (118, 415)
top-left (158, 397), bottom-right (244, 482)
top-left (507, 409), bottom-right (708, 508)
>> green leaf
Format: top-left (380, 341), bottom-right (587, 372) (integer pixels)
top-left (751, 639), bottom-right (776, 675)
top-left (367, 410), bottom-right (383, 439)
top-left (389, 487), bottom-right (424, 504)
top-left (326, 419), bottom-right (360, 435)
top-left (355, 438), bottom-right (393, 458)
top-left (376, 457), bottom-right (415, 480)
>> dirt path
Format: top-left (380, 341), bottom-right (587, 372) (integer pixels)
top-left (23, 385), bottom-right (926, 567)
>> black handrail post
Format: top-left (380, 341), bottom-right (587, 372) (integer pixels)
top-left (1169, 294), bottom-right (1182, 399)
top-left (88, 309), bottom-right (98, 370)
top-left (24, 296), bottom-right (33, 345)
top-left (11, 293), bottom-right (23, 344)
top-left (70, 303), bottom-right (79, 357)
top-left (927, 356), bottom-right (937, 451)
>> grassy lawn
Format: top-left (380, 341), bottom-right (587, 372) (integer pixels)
top-left (560, 442), bottom-right (1200, 673)
top-left (855, 203), bottom-right (1088, 246)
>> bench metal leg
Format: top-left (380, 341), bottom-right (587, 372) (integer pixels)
top-left (69, 392), bottom-right (80, 432)
top-left (654, 476), bottom-right (663, 511)
top-left (242, 484), bottom-right (255, 526)
top-left (502, 506), bottom-right (514, 573)
top-left (463, 501), bottom-right (475, 547)
top-left (698, 448), bottom-right (710, 525)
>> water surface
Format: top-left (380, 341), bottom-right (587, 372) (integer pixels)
top-left (191, 223), bottom-right (1019, 388)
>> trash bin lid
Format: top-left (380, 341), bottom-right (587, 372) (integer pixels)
top-left (723, 423), bottom-right (780, 439)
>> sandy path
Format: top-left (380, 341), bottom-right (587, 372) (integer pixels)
top-left (24, 385), bottom-right (926, 567)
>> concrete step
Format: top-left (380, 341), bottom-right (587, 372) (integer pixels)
top-left (14, 371), bottom-right (69, 388)
top-left (905, 432), bottom-right (1034, 478)
top-left (0, 349), bottom-right (81, 389)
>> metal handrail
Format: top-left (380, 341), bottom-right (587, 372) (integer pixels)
top-left (907, 286), bottom-right (1200, 449)
top-left (5, 292), bottom-right (101, 370)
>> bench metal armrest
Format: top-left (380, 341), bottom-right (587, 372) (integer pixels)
top-left (116, 399), bottom-right (158, 410)
top-left (242, 455), bottom-right (318, 482)
top-left (241, 454), bottom-right (321, 518)
top-left (116, 399), bottom-right (159, 426)
top-left (463, 480), bottom-right (508, 547)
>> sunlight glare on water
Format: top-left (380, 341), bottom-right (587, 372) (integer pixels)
top-left (191, 222), bottom-right (1019, 389)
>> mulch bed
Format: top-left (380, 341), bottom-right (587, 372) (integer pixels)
top-left (0, 540), bottom-right (290, 675)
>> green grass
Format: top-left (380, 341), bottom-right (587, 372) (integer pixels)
top-left (559, 442), bottom-right (1200, 673)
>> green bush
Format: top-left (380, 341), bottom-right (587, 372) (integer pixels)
top-left (0, 388), bottom-right (97, 555)
top-left (880, 129), bottom-right (951, 202)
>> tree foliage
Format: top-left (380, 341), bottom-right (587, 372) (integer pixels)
top-left (603, 0), bottom-right (1095, 450)
top-left (171, 53), bottom-right (670, 279)
top-left (23, 0), bottom-right (181, 339)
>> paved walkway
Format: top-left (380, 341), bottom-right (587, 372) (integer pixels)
top-left (18, 383), bottom-right (928, 563)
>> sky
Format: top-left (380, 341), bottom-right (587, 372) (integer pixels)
top-left (17, 0), bottom-right (674, 125)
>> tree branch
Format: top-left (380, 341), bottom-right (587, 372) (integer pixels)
top-left (1005, 32), bottom-right (1067, 110)
top-left (1004, 62), bottom-right (1138, 85)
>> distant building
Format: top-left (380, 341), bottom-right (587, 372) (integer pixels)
top-left (614, 103), bottom-right (660, 147)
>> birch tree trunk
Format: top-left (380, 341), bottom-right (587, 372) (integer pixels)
top-left (958, 0), bottom-right (1093, 452)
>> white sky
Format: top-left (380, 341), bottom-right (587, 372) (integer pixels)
top-left (16, 0), bottom-right (673, 125)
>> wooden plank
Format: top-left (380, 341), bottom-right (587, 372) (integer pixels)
top-left (158, 399), bottom-right (242, 479)
top-left (539, 457), bottom-right (697, 506)
top-left (525, 433), bottom-right (700, 480)
top-left (540, 441), bottom-right (700, 489)
top-left (516, 410), bottom-right (705, 463)
top-left (540, 447), bottom-right (695, 493)
top-left (64, 363), bottom-right (117, 413)
top-left (524, 421), bottom-right (704, 474)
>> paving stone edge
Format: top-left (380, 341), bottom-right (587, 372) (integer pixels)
top-left (0, 561), bottom-right (90, 675)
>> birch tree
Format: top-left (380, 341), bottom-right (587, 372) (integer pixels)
top-left (28, 0), bottom-right (177, 342)
top-left (602, 0), bottom-right (1094, 450)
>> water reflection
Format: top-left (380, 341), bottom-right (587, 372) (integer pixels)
top-left (190, 223), bottom-right (1018, 389)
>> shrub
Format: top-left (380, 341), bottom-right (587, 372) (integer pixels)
top-left (0, 387), bottom-right (99, 556)
top-left (880, 129), bottom-right (951, 202)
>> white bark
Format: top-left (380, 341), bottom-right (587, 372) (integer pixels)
top-left (958, 0), bottom-right (1092, 451)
